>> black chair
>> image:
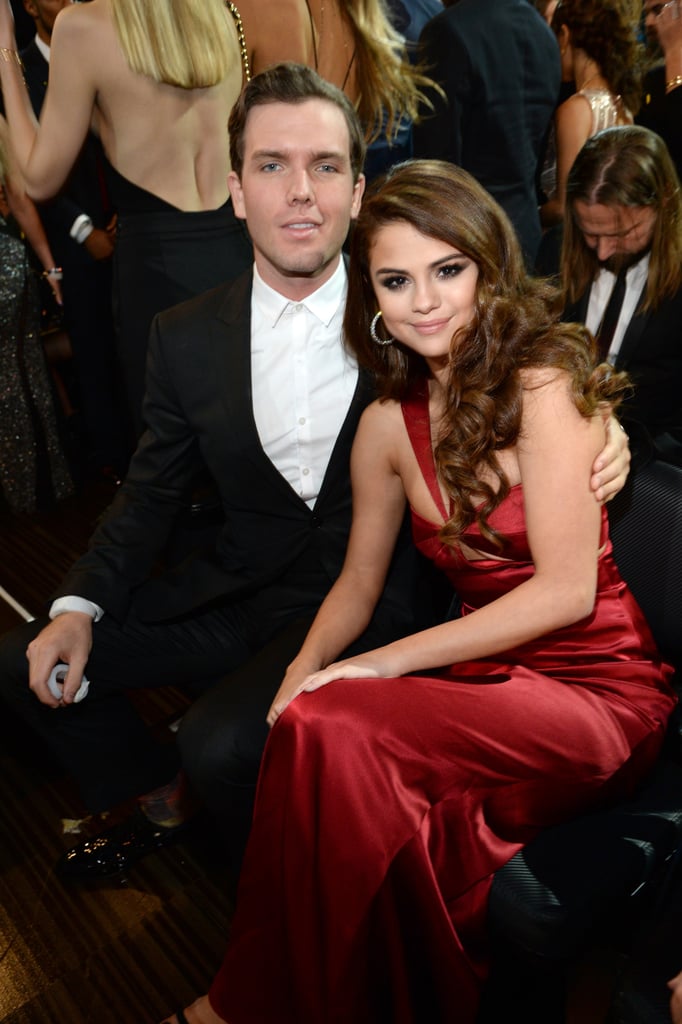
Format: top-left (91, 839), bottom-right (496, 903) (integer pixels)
top-left (479, 456), bottom-right (682, 1023)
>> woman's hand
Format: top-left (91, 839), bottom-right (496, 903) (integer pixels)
top-left (267, 649), bottom-right (396, 727)
top-left (43, 266), bottom-right (63, 307)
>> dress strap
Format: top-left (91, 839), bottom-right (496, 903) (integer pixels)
top-left (401, 380), bottom-right (450, 521)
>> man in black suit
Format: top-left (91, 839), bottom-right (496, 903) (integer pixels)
top-left (636, 0), bottom-right (682, 179)
top-left (19, 0), bottom-right (129, 476)
top-left (413, 0), bottom-right (560, 267)
top-left (0, 64), bottom-right (629, 882)
top-left (561, 125), bottom-right (682, 453)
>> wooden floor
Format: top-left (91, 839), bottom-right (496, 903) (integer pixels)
top-left (0, 480), bottom-right (234, 1023)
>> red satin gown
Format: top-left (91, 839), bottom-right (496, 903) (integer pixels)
top-left (209, 385), bottom-right (676, 1024)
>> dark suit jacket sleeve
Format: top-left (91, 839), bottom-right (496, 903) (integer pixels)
top-left (36, 195), bottom-right (87, 246)
top-left (413, 15), bottom-right (470, 163)
top-left (52, 314), bottom-right (202, 621)
top-left (661, 86), bottom-right (682, 179)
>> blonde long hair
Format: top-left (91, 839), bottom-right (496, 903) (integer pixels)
top-left (334, 0), bottom-right (435, 142)
top-left (111, 0), bottom-right (238, 89)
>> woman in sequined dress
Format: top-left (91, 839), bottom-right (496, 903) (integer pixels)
top-left (540, 0), bottom-right (642, 228)
top-left (0, 118), bottom-right (72, 514)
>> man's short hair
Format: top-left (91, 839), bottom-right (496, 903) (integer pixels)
top-left (563, 125), bottom-right (682, 309)
top-left (228, 62), bottom-right (366, 182)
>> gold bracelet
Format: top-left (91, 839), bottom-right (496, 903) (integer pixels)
top-left (666, 74), bottom-right (682, 94)
top-left (0, 48), bottom-right (23, 69)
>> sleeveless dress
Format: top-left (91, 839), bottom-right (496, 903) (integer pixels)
top-left (105, 161), bottom-right (253, 435)
top-left (0, 216), bottom-right (73, 514)
top-left (208, 384), bottom-right (676, 1024)
top-left (578, 87), bottom-right (631, 133)
top-left (541, 88), bottom-right (630, 202)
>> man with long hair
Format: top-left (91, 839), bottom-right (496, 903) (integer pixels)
top-left (562, 124), bottom-right (682, 454)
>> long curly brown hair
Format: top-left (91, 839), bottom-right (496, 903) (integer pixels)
top-left (345, 160), bottom-right (630, 550)
top-left (551, 0), bottom-right (643, 115)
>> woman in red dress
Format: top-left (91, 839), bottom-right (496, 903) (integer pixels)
top-left (164, 160), bottom-right (675, 1024)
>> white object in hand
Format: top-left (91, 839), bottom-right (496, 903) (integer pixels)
top-left (47, 663), bottom-right (90, 703)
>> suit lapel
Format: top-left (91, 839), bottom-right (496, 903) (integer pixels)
top-left (318, 370), bottom-right (373, 501)
top-left (615, 284), bottom-right (650, 369)
top-left (563, 289), bottom-right (589, 326)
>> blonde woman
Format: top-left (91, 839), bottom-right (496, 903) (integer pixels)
top-left (0, 0), bottom-right (253, 433)
top-left (0, 117), bottom-right (72, 513)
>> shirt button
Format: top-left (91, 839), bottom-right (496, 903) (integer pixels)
top-left (302, 467), bottom-right (310, 476)
top-left (299, 417), bottom-right (306, 425)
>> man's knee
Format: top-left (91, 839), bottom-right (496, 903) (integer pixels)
top-left (178, 688), bottom-right (269, 794)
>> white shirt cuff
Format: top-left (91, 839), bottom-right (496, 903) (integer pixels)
top-left (49, 596), bottom-right (104, 622)
top-left (69, 214), bottom-right (94, 244)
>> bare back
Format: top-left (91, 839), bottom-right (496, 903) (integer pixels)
top-left (238, 0), bottom-right (359, 102)
top-left (43, 0), bottom-right (242, 211)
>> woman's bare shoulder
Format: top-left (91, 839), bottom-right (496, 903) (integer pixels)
top-left (50, 0), bottom-right (117, 60)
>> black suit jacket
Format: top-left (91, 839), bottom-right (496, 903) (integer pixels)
top-left (55, 271), bottom-right (428, 627)
top-left (564, 283), bottom-right (682, 445)
top-left (413, 0), bottom-right (560, 265)
top-left (636, 64), bottom-right (682, 182)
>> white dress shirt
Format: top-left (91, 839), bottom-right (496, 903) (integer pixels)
top-left (585, 253), bottom-right (650, 362)
top-left (50, 257), bottom-right (358, 622)
top-left (251, 258), bottom-right (357, 507)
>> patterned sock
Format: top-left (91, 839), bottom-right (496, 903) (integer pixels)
top-left (138, 771), bottom-right (196, 828)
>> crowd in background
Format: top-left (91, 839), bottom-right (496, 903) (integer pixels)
top-left (0, 2), bottom-right (680, 1023)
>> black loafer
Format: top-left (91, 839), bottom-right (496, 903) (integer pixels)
top-left (56, 809), bottom-right (187, 880)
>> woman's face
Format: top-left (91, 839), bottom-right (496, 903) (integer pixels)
top-left (368, 221), bottom-right (479, 376)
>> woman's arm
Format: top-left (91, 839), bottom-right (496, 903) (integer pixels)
top-left (541, 94), bottom-right (593, 228)
top-left (267, 401), bottom-right (408, 724)
top-left (283, 371), bottom-right (604, 701)
top-left (0, 116), bottom-right (62, 303)
top-left (0, 0), bottom-right (96, 199)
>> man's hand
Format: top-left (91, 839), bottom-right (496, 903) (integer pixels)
top-left (657, 0), bottom-right (682, 57)
top-left (83, 225), bottom-right (115, 261)
top-left (590, 412), bottom-right (631, 503)
top-left (26, 612), bottom-right (93, 707)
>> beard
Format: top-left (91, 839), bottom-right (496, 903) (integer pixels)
top-left (600, 245), bottom-right (652, 275)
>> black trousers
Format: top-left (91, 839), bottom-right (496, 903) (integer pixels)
top-left (0, 547), bottom-right (332, 811)
top-left (177, 608), bottom-right (413, 882)
top-left (0, 554), bottom-right (416, 837)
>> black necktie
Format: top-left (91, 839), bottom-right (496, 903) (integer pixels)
top-left (597, 269), bottom-right (627, 362)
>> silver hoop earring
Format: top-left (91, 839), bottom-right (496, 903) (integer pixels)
top-left (370, 311), bottom-right (394, 346)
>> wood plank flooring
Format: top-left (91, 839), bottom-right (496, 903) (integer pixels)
top-left (0, 482), bottom-right (233, 1023)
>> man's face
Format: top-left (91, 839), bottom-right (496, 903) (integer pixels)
top-left (643, 0), bottom-right (674, 49)
top-left (228, 99), bottom-right (365, 299)
top-left (573, 200), bottom-right (658, 272)
top-left (24, 0), bottom-right (71, 43)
